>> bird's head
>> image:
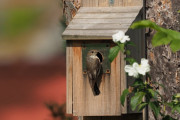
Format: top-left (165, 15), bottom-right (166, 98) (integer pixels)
top-left (87, 50), bottom-right (103, 63)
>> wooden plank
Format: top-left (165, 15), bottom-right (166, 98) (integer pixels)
top-left (71, 18), bottom-right (136, 24)
top-left (120, 53), bottom-right (127, 114)
top-left (67, 23), bottom-right (131, 30)
top-left (80, 0), bottom-right (142, 7)
top-left (74, 13), bottom-right (138, 19)
top-left (113, 51), bottom-right (121, 115)
top-left (92, 0), bottom-right (98, 7)
top-left (113, 0), bottom-right (123, 7)
top-left (123, 0), bottom-right (143, 6)
top-left (63, 30), bottom-right (127, 36)
top-left (62, 29), bottom-right (128, 40)
top-left (98, 0), bottom-right (109, 7)
top-left (82, 0), bottom-right (109, 7)
top-left (66, 41), bottom-right (73, 114)
top-left (78, 6), bottom-right (142, 13)
top-left (62, 7), bottom-right (142, 40)
top-left (72, 41), bottom-right (121, 116)
top-left (72, 41), bottom-right (83, 116)
top-left (63, 35), bottom-right (111, 40)
top-left (81, 0), bottom-right (99, 7)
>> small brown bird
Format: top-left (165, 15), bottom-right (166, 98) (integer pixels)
top-left (86, 50), bottom-right (102, 96)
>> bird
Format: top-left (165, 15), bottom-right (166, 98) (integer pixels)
top-left (86, 50), bottom-right (102, 96)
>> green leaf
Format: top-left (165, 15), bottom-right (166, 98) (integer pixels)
top-left (124, 58), bottom-right (137, 65)
top-left (175, 93), bottom-right (180, 98)
top-left (156, 29), bottom-right (180, 52)
top-left (172, 105), bottom-right (180, 113)
top-left (138, 102), bottom-right (148, 111)
top-left (130, 20), bottom-right (161, 31)
top-left (149, 101), bottom-right (160, 117)
top-left (120, 89), bottom-right (130, 106)
top-left (170, 39), bottom-right (180, 52)
top-left (165, 29), bottom-right (180, 40)
top-left (130, 92), bottom-right (145, 111)
top-left (148, 89), bottom-right (158, 99)
top-left (126, 41), bottom-right (136, 46)
top-left (130, 20), bottom-right (180, 52)
top-left (117, 43), bottom-right (125, 52)
top-left (152, 32), bottom-right (172, 47)
top-left (166, 102), bottom-right (174, 108)
top-left (172, 99), bottom-right (178, 104)
top-left (132, 79), bottom-right (144, 87)
top-left (108, 46), bottom-right (120, 63)
top-left (178, 10), bottom-right (180, 13)
top-left (125, 50), bottom-right (131, 56)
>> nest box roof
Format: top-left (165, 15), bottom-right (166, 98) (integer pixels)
top-left (62, 6), bottom-right (142, 40)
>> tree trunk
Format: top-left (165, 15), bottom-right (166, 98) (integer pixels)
top-left (63, 0), bottom-right (80, 25)
top-left (146, 0), bottom-right (180, 120)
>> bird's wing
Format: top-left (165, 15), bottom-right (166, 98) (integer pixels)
top-left (95, 58), bottom-right (101, 79)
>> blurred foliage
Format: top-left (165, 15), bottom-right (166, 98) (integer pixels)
top-left (0, 0), bottom-right (67, 61)
top-left (46, 102), bottom-right (73, 120)
top-left (0, 7), bottom-right (44, 38)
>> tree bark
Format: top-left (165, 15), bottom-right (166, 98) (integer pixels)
top-left (146, 0), bottom-right (180, 120)
top-left (63, 0), bottom-right (80, 25)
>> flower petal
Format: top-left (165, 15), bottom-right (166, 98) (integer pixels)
top-left (134, 58), bottom-right (150, 75)
top-left (125, 65), bottom-right (139, 78)
top-left (112, 31), bottom-right (130, 43)
top-left (141, 58), bottom-right (149, 66)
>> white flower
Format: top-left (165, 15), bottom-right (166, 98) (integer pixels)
top-left (124, 58), bottom-right (150, 78)
top-left (112, 31), bottom-right (130, 43)
top-left (135, 58), bottom-right (150, 75)
top-left (125, 64), bottom-right (139, 78)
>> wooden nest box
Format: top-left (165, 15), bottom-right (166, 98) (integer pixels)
top-left (62, 0), bottom-right (144, 117)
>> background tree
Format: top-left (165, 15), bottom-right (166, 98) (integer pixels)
top-left (146, 0), bottom-right (180, 119)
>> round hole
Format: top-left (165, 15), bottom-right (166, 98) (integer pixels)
top-left (96, 52), bottom-right (103, 63)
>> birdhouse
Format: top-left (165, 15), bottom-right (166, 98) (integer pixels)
top-left (62, 0), bottom-right (144, 116)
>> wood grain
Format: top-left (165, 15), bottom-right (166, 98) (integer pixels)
top-left (64, 0), bottom-right (144, 117)
top-left (78, 6), bottom-right (142, 13)
top-left (63, 29), bottom-right (126, 35)
top-left (62, 29), bottom-right (127, 40)
top-left (74, 13), bottom-right (138, 19)
top-left (67, 23), bottom-right (131, 30)
top-left (66, 41), bottom-right (73, 114)
top-left (81, 0), bottom-right (142, 7)
top-left (62, 7), bottom-right (142, 40)
top-left (120, 53), bottom-right (127, 114)
top-left (72, 41), bottom-right (121, 116)
top-left (71, 18), bottom-right (135, 24)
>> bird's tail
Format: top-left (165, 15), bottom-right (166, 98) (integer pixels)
top-left (94, 83), bottom-right (100, 96)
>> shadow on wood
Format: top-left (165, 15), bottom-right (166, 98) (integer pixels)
top-left (79, 113), bottom-right (142, 120)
